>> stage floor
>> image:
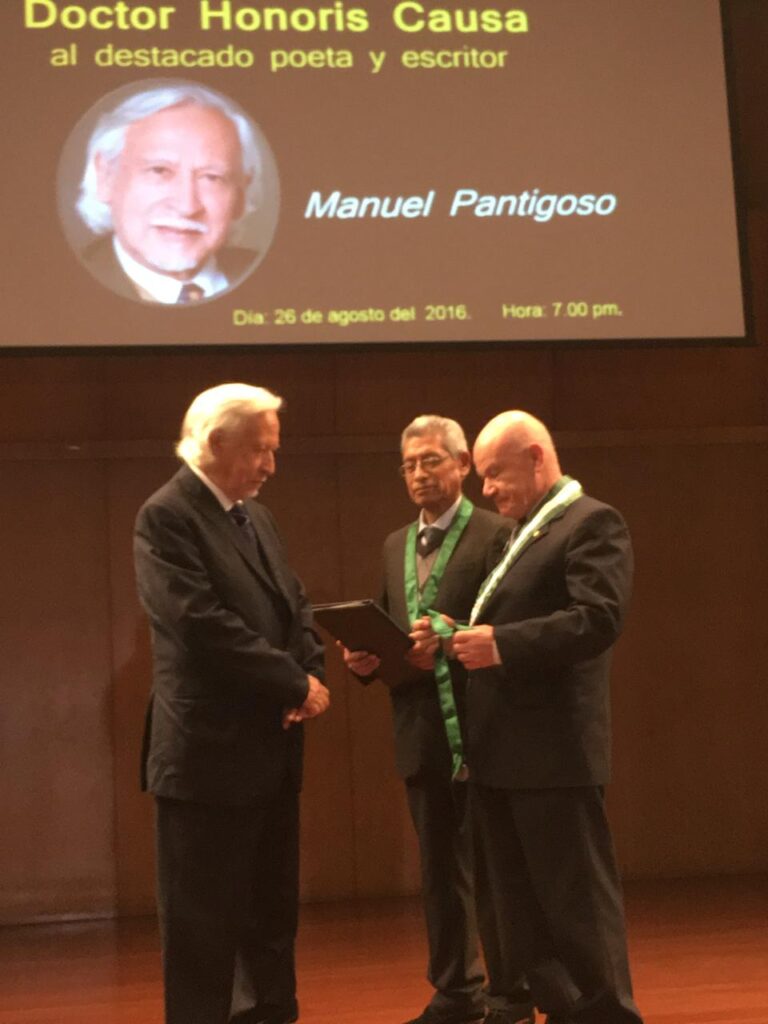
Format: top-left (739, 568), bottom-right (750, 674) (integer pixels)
top-left (1, 876), bottom-right (766, 1024)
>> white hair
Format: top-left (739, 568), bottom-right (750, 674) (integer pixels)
top-left (401, 415), bottom-right (469, 458)
top-left (176, 383), bottom-right (283, 467)
top-left (76, 84), bottom-right (263, 236)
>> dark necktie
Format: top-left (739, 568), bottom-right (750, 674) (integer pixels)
top-left (417, 525), bottom-right (446, 558)
top-left (229, 503), bottom-right (280, 589)
top-left (229, 502), bottom-right (258, 543)
top-left (178, 283), bottom-right (205, 303)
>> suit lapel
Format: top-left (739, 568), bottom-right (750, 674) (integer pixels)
top-left (230, 512), bottom-right (283, 596)
top-left (511, 498), bottom-right (574, 561)
top-left (175, 466), bottom-right (282, 597)
top-left (390, 529), bottom-right (411, 629)
top-left (507, 518), bottom-right (552, 564)
top-left (482, 502), bottom-right (572, 610)
top-left (243, 502), bottom-right (291, 601)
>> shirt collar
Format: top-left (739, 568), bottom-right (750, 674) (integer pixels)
top-left (418, 493), bottom-right (463, 533)
top-left (113, 236), bottom-right (228, 304)
top-left (188, 462), bottom-right (236, 512)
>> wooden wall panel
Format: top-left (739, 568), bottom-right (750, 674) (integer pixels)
top-left (335, 348), bottom-right (555, 438)
top-left (345, 676), bottom-right (420, 898)
top-left (0, 462), bottom-right (115, 923)
top-left (300, 646), bottom-right (362, 901)
top-left (553, 345), bottom-right (766, 432)
top-left (0, 358), bottom-right (109, 442)
top-left (564, 443), bottom-right (768, 876)
top-left (99, 350), bottom-right (337, 443)
top-left (107, 457), bottom-right (177, 917)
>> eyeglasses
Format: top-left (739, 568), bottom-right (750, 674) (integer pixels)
top-left (399, 454), bottom-right (450, 477)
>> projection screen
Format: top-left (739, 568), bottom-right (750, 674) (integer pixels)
top-left (2, 0), bottom-right (749, 347)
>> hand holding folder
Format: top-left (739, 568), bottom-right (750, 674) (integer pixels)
top-left (312, 599), bottom-right (420, 688)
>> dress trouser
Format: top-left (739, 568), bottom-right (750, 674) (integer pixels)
top-left (405, 771), bottom-right (485, 1020)
top-left (155, 783), bottom-right (300, 1024)
top-left (471, 784), bottom-right (643, 1024)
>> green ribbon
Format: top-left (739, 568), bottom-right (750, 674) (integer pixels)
top-left (404, 495), bottom-right (473, 781)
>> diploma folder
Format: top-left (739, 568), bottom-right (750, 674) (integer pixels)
top-left (312, 599), bottom-right (418, 689)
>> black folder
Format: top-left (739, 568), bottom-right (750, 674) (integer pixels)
top-left (312, 599), bottom-right (419, 688)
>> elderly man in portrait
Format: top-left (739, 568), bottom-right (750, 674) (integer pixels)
top-left (76, 84), bottom-right (263, 303)
top-left (345, 415), bottom-right (510, 1024)
top-left (134, 383), bottom-right (329, 1024)
top-left (412, 411), bottom-right (644, 1024)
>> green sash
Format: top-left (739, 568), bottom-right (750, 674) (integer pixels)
top-left (404, 495), bottom-right (473, 780)
top-left (469, 476), bottom-right (583, 625)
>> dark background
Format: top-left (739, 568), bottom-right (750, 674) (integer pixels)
top-left (0, 0), bottom-right (766, 922)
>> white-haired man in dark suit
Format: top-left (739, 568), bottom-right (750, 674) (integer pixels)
top-left (134, 383), bottom-right (329, 1024)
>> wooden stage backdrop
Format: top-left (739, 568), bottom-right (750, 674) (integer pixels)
top-left (1, 0), bottom-right (767, 925)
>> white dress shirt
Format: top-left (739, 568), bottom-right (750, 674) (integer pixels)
top-left (114, 237), bottom-right (228, 304)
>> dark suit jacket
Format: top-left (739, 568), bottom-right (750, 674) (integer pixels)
top-left (134, 465), bottom-right (324, 806)
top-left (381, 506), bottom-right (509, 779)
top-left (467, 495), bottom-right (633, 791)
top-left (82, 236), bottom-right (257, 301)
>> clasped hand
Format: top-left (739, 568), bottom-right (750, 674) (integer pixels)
top-left (408, 614), bottom-right (451, 663)
top-left (451, 625), bottom-right (499, 669)
top-left (410, 616), bottom-right (499, 670)
top-left (282, 674), bottom-right (330, 729)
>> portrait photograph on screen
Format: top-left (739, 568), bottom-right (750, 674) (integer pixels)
top-left (57, 79), bottom-right (281, 306)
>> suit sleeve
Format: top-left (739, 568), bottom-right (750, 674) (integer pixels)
top-left (134, 501), bottom-right (310, 707)
top-left (296, 584), bottom-right (325, 682)
top-left (492, 506), bottom-right (633, 674)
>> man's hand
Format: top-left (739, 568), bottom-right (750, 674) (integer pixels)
top-left (405, 645), bottom-right (435, 671)
top-left (282, 674), bottom-right (330, 729)
top-left (451, 625), bottom-right (501, 670)
top-left (410, 614), bottom-right (455, 658)
top-left (340, 643), bottom-right (381, 678)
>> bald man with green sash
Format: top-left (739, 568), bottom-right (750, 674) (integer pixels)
top-left (412, 411), bottom-right (643, 1024)
top-left (345, 415), bottom-right (511, 1024)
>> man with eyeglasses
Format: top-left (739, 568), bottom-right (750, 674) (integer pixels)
top-left (344, 415), bottom-right (512, 1024)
